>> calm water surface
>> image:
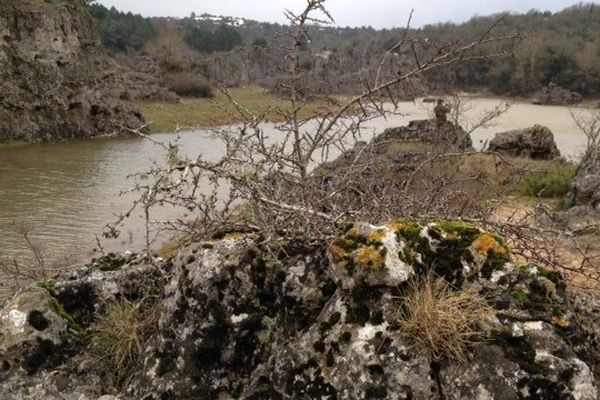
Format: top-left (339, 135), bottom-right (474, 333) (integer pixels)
top-left (0, 99), bottom-right (591, 265)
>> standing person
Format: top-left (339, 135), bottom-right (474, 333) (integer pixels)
top-left (434, 98), bottom-right (450, 129)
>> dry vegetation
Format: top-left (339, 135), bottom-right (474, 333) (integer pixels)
top-left (137, 85), bottom-right (345, 133)
top-left (393, 273), bottom-right (491, 362)
top-left (91, 299), bottom-right (160, 386)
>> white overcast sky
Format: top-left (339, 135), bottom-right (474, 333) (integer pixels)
top-left (95, 0), bottom-right (598, 28)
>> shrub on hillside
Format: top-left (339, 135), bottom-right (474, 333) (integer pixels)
top-left (162, 72), bottom-right (213, 98)
top-left (523, 164), bottom-right (577, 198)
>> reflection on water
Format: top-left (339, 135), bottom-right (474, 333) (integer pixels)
top-left (0, 99), bottom-right (590, 265)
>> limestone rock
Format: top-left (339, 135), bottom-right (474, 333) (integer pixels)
top-left (488, 125), bottom-right (561, 159)
top-left (0, 223), bottom-right (598, 399)
top-left (569, 147), bottom-right (600, 209)
top-left (0, 287), bottom-right (75, 378)
top-left (379, 119), bottom-right (474, 151)
top-left (533, 83), bottom-right (583, 106)
top-left (329, 223), bottom-right (415, 289)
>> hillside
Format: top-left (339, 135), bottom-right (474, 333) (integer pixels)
top-left (90, 2), bottom-right (600, 97)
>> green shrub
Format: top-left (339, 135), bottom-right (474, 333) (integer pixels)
top-left (522, 164), bottom-right (577, 198)
top-left (162, 72), bottom-right (213, 98)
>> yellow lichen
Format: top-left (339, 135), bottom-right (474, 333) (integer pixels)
top-left (329, 244), bottom-right (348, 267)
top-left (551, 315), bottom-right (570, 328)
top-left (473, 234), bottom-right (508, 256)
top-left (223, 233), bottom-right (246, 241)
top-left (368, 229), bottom-right (387, 243)
top-left (386, 221), bottom-right (408, 232)
top-left (348, 225), bottom-right (361, 238)
top-left (354, 245), bottom-right (386, 270)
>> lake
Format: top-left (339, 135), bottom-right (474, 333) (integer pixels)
top-left (0, 98), bottom-right (592, 266)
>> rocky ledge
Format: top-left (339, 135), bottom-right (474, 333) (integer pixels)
top-left (0, 0), bottom-right (175, 143)
top-left (0, 221), bottom-right (599, 399)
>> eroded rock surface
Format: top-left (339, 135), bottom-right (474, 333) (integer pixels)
top-left (0, 222), bottom-right (598, 399)
top-left (379, 119), bottom-right (474, 151)
top-left (0, 0), bottom-right (175, 143)
top-left (533, 83), bottom-right (583, 106)
top-left (569, 147), bottom-right (600, 209)
top-left (488, 125), bottom-right (561, 160)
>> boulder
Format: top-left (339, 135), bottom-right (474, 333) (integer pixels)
top-left (1, 223), bottom-right (598, 399)
top-left (533, 83), bottom-right (582, 106)
top-left (569, 147), bottom-right (600, 209)
top-left (488, 125), bottom-right (561, 159)
top-left (379, 119), bottom-right (474, 151)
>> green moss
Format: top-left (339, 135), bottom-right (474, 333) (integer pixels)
top-left (37, 282), bottom-right (83, 335)
top-left (400, 247), bottom-right (413, 264)
top-left (552, 305), bottom-right (566, 317)
top-left (391, 220), bottom-right (422, 244)
top-left (512, 289), bottom-right (529, 303)
top-left (434, 220), bottom-right (480, 236)
top-left (51, 298), bottom-right (83, 335)
top-left (481, 252), bottom-right (511, 280)
top-left (37, 281), bottom-right (57, 297)
top-left (536, 267), bottom-right (566, 290)
top-left (528, 279), bottom-right (556, 303)
top-left (96, 254), bottom-right (129, 272)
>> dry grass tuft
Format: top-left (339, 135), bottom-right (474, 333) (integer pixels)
top-left (395, 273), bottom-right (490, 362)
top-left (91, 300), bottom-right (160, 385)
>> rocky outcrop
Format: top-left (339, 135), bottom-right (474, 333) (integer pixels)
top-left (488, 125), bottom-right (561, 160)
top-left (569, 147), bottom-right (600, 209)
top-left (379, 119), bottom-right (474, 151)
top-left (1, 222), bottom-right (598, 399)
top-left (533, 83), bottom-right (583, 106)
top-left (0, 0), bottom-right (175, 143)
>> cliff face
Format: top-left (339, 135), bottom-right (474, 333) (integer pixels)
top-left (0, 0), bottom-right (166, 142)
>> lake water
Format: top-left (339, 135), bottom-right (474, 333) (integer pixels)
top-left (0, 98), bottom-right (592, 266)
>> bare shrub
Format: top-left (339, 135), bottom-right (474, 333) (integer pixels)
top-left (571, 108), bottom-right (600, 152)
top-left (394, 273), bottom-right (490, 362)
top-left (162, 72), bottom-right (213, 98)
top-left (91, 300), bottom-right (160, 386)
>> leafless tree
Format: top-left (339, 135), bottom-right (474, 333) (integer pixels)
top-left (570, 107), bottom-right (600, 152)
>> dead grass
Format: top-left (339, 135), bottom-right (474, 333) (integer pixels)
top-left (91, 300), bottom-right (160, 385)
top-left (395, 273), bottom-right (490, 362)
top-left (137, 85), bottom-right (343, 133)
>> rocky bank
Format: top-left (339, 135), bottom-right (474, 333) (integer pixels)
top-left (1, 221), bottom-right (599, 399)
top-left (0, 0), bottom-right (175, 143)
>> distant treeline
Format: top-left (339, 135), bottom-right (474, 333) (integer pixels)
top-left (89, 4), bottom-right (157, 52)
top-left (87, 2), bottom-right (600, 97)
